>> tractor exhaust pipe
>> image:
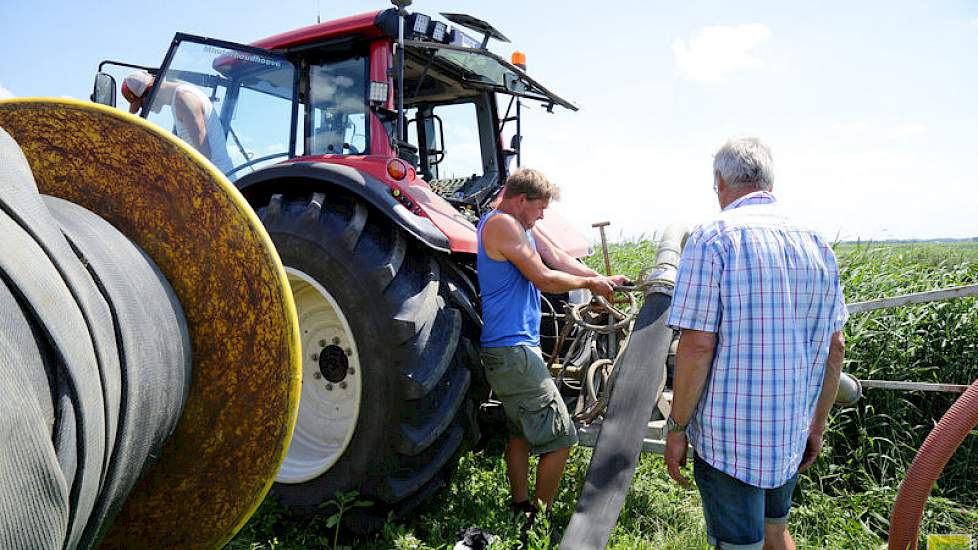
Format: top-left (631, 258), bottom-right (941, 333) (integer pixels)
top-left (391, 0), bottom-right (412, 151)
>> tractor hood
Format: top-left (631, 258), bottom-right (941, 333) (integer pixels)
top-left (534, 213), bottom-right (591, 259)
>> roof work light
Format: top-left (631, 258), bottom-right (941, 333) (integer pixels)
top-left (406, 13), bottom-right (431, 37)
top-left (428, 20), bottom-right (447, 42)
top-left (369, 81), bottom-right (389, 103)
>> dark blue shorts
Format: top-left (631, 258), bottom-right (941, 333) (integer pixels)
top-left (693, 453), bottom-right (797, 549)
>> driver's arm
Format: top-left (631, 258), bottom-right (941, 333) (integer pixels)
top-left (173, 90), bottom-right (212, 159)
top-left (533, 227), bottom-right (599, 276)
top-left (483, 214), bottom-right (615, 300)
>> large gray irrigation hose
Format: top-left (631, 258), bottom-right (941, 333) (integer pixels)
top-left (0, 127), bottom-right (191, 549)
top-left (0, 98), bottom-right (301, 549)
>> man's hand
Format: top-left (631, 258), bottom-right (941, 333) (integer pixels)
top-left (586, 276), bottom-right (617, 301)
top-left (586, 274), bottom-right (631, 301)
top-left (798, 429), bottom-right (823, 472)
top-left (664, 431), bottom-right (691, 488)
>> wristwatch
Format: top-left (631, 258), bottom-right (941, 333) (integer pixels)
top-left (666, 415), bottom-right (687, 434)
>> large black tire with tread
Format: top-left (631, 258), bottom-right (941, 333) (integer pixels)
top-left (255, 190), bottom-right (480, 527)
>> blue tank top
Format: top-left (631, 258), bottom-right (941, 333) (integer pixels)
top-left (477, 210), bottom-right (541, 348)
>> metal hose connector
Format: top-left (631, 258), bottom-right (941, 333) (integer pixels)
top-left (835, 372), bottom-right (863, 406)
top-left (641, 224), bottom-right (687, 296)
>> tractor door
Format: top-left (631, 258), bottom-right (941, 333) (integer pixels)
top-left (100, 34), bottom-right (298, 181)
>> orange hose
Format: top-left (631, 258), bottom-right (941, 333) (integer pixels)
top-left (888, 378), bottom-right (978, 550)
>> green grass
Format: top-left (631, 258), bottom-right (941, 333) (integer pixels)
top-left (229, 240), bottom-right (978, 549)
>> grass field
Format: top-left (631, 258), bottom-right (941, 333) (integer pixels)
top-left (229, 240), bottom-right (978, 549)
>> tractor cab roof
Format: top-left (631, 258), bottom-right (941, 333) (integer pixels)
top-left (251, 11), bottom-right (387, 50)
top-left (251, 8), bottom-right (576, 111)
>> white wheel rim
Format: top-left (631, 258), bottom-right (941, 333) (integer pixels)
top-left (276, 267), bottom-right (362, 483)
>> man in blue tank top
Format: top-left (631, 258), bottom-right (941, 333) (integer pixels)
top-left (477, 168), bottom-right (628, 521)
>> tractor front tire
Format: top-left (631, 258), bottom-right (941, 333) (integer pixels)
top-left (256, 191), bottom-right (478, 527)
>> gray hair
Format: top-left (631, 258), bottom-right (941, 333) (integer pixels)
top-left (713, 137), bottom-right (775, 191)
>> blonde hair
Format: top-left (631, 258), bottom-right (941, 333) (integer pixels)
top-left (502, 168), bottom-right (561, 201)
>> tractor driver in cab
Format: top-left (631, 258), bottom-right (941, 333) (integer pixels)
top-left (122, 71), bottom-right (234, 175)
top-left (477, 168), bottom-right (629, 525)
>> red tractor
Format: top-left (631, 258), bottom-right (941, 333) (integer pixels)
top-left (93, 4), bottom-right (589, 524)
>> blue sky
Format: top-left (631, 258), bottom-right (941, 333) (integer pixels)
top-left (2, 0), bottom-right (977, 242)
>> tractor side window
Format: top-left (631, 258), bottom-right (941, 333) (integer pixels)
top-left (308, 55), bottom-right (368, 156)
top-left (427, 102), bottom-right (483, 183)
top-left (404, 107), bottom-right (420, 152)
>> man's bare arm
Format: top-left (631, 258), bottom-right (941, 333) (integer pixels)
top-left (665, 329), bottom-right (717, 487)
top-left (670, 329), bottom-right (717, 425)
top-left (811, 331), bottom-right (845, 434)
top-left (174, 90), bottom-right (212, 158)
top-left (799, 331), bottom-right (845, 471)
top-left (533, 228), bottom-right (599, 276)
top-left (484, 214), bottom-right (616, 299)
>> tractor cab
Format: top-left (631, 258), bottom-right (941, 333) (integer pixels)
top-left (92, 8), bottom-right (577, 230)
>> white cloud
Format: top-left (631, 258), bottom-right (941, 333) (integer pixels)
top-left (672, 24), bottom-right (772, 84)
top-left (0, 83), bottom-right (14, 99)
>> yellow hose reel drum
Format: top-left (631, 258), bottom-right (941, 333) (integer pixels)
top-left (0, 98), bottom-right (301, 549)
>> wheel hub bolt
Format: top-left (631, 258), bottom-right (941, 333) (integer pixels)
top-left (325, 383), bottom-right (333, 391)
top-left (348, 367), bottom-right (355, 375)
top-left (345, 348), bottom-right (352, 356)
top-left (313, 372), bottom-right (322, 379)
top-left (318, 339), bottom-right (327, 347)
top-left (332, 336), bottom-right (341, 345)
top-left (339, 381), bottom-right (347, 390)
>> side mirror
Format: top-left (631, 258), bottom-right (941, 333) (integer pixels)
top-left (91, 73), bottom-right (117, 107)
top-left (503, 134), bottom-right (520, 170)
top-left (423, 113), bottom-right (446, 166)
top-left (503, 73), bottom-right (528, 94)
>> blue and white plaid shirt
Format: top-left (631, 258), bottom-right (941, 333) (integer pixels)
top-left (667, 191), bottom-right (848, 488)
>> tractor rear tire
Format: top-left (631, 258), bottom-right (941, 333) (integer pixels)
top-left (256, 191), bottom-right (479, 527)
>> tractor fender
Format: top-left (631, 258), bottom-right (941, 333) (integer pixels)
top-left (235, 162), bottom-right (451, 253)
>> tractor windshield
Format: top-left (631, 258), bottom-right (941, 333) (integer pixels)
top-left (143, 36), bottom-right (296, 180)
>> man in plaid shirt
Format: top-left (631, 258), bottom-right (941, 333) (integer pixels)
top-left (664, 137), bottom-right (847, 550)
